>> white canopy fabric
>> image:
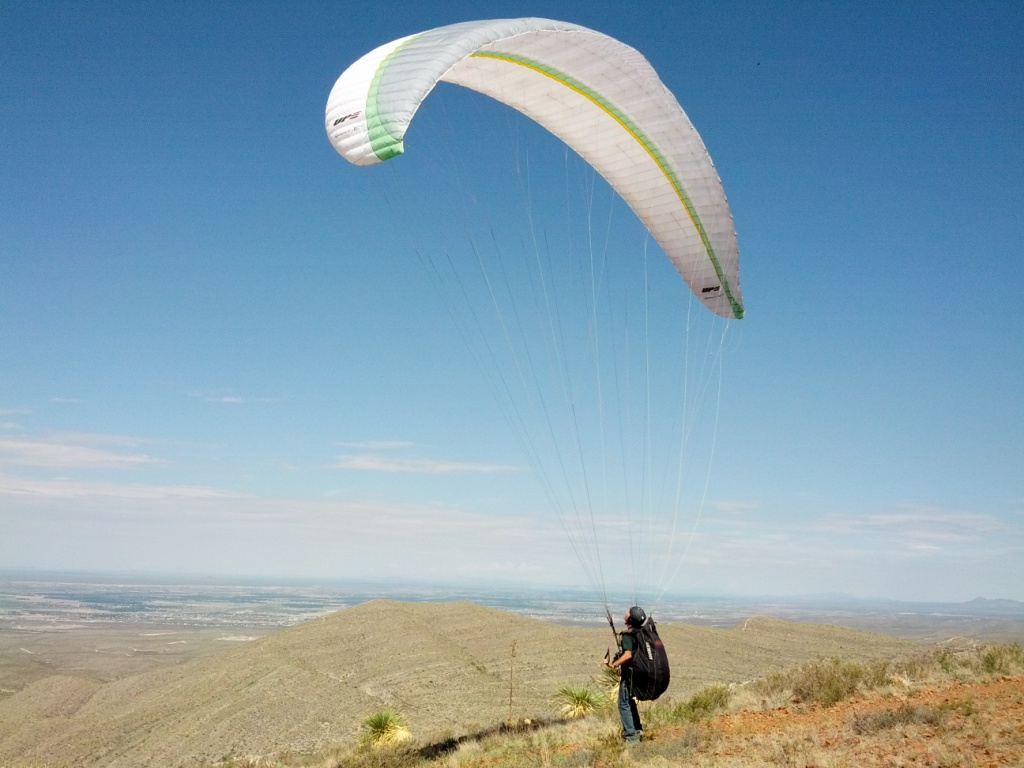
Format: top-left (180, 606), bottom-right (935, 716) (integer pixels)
top-left (326, 18), bottom-right (743, 319)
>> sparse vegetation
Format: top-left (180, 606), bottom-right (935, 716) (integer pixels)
top-left (749, 644), bottom-right (1023, 709)
top-left (851, 702), bottom-right (948, 734)
top-left (359, 708), bottom-right (412, 748)
top-left (598, 662), bottom-right (621, 700)
top-left (553, 684), bottom-right (606, 718)
top-left (219, 756), bottom-right (276, 768)
top-left (758, 656), bottom-right (868, 706)
top-left (981, 642), bottom-right (1024, 674)
top-left (900, 642), bottom-right (1024, 681)
top-left (3, 596), bottom-right (1022, 768)
top-left (333, 743), bottom-right (423, 768)
top-left (264, 643), bottom-right (1021, 768)
top-left (667, 683), bottom-right (732, 722)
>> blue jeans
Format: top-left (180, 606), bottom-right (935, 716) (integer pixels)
top-left (617, 675), bottom-right (642, 740)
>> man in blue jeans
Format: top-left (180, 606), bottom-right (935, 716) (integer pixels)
top-left (605, 606), bottom-right (646, 741)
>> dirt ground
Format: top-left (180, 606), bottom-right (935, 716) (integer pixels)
top-left (695, 676), bottom-right (1024, 767)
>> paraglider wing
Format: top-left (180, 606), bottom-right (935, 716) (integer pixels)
top-left (326, 18), bottom-right (743, 319)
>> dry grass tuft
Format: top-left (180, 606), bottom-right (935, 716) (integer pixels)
top-left (981, 642), bottom-right (1024, 674)
top-left (332, 744), bottom-right (422, 768)
top-left (753, 656), bottom-right (868, 707)
top-left (553, 684), bottom-right (607, 718)
top-left (656, 684), bottom-right (732, 724)
top-left (851, 702), bottom-right (949, 734)
top-left (359, 708), bottom-right (412, 748)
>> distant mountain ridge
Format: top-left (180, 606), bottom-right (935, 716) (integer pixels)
top-left (963, 596), bottom-right (1024, 613)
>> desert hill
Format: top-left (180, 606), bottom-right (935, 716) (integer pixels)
top-left (0, 600), bottom-right (921, 767)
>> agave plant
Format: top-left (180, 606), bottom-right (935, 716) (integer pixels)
top-left (554, 684), bottom-right (607, 718)
top-left (360, 707), bottom-right (412, 747)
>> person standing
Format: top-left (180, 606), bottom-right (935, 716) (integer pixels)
top-left (605, 605), bottom-right (647, 741)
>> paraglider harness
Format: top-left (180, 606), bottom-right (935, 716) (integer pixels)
top-left (604, 608), bottom-right (670, 701)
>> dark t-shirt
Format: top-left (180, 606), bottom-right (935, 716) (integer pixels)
top-left (621, 631), bottom-right (636, 664)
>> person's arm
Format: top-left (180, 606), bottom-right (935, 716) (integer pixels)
top-left (605, 648), bottom-right (632, 667)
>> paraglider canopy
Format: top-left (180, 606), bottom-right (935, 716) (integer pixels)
top-left (326, 17), bottom-right (743, 320)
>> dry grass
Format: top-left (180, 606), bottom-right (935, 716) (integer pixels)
top-left (4, 643), bottom-right (1023, 768)
top-left (753, 657), bottom-right (874, 706)
top-left (265, 642), bottom-right (1024, 768)
top-left (744, 642), bottom-right (1024, 710)
top-left (1, 600), bottom-right (1019, 768)
top-left (850, 701), bottom-right (960, 734)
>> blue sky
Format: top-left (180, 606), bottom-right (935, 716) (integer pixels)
top-left (2, 1), bottom-right (1021, 603)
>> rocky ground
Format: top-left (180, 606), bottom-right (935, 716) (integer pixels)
top-left (688, 676), bottom-right (1024, 767)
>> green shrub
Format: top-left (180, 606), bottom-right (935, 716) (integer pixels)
top-left (753, 657), bottom-right (866, 707)
top-left (791, 657), bottom-right (865, 706)
top-left (754, 668), bottom-right (790, 700)
top-left (981, 643), bottom-right (1024, 675)
top-left (669, 685), bottom-right (731, 723)
top-left (360, 708), bottom-right (412, 747)
top-left (553, 684), bottom-right (607, 718)
top-left (863, 659), bottom-right (891, 688)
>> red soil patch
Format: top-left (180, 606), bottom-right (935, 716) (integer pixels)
top-left (703, 676), bottom-right (1024, 767)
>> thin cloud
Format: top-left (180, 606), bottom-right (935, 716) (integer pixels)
top-left (334, 453), bottom-right (520, 474)
top-left (0, 475), bottom-right (548, 537)
top-left (0, 479), bottom-right (574, 583)
top-left (690, 500), bottom-right (1022, 568)
top-left (0, 435), bottom-right (158, 469)
top-left (0, 474), bottom-right (236, 501)
top-left (189, 392), bottom-right (278, 405)
top-left (710, 500), bottom-right (760, 515)
top-left (815, 505), bottom-right (1006, 537)
top-left (339, 440), bottom-right (417, 450)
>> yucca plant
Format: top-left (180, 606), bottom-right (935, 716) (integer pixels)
top-left (554, 684), bottom-right (607, 718)
top-left (599, 663), bottom-right (622, 701)
top-left (360, 707), bottom-right (412, 747)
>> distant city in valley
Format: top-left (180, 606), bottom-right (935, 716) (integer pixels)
top-left (2, 570), bottom-right (1022, 642)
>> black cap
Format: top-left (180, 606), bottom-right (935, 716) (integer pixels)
top-left (627, 606), bottom-right (647, 627)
